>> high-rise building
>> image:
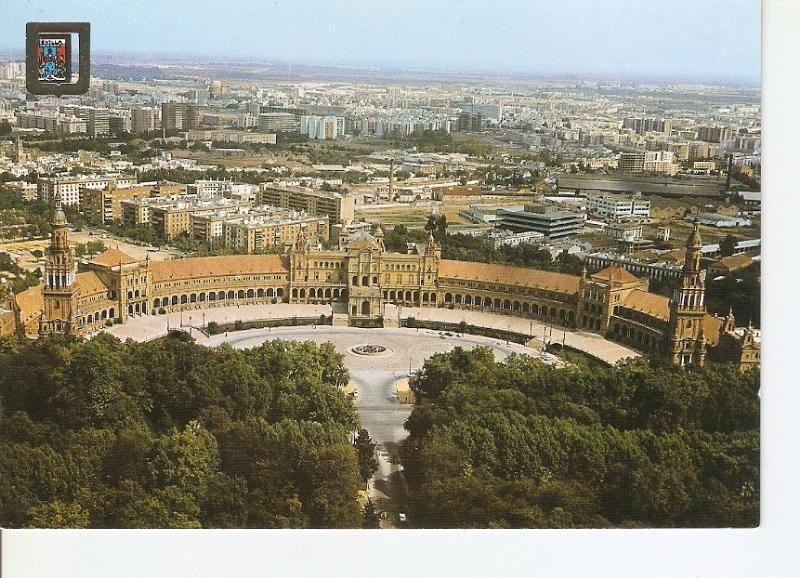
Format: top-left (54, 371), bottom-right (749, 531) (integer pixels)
top-left (209, 80), bottom-right (225, 96)
top-left (619, 151), bottom-right (646, 172)
top-left (622, 117), bottom-right (673, 135)
top-left (12, 137), bottom-right (27, 164)
top-left (696, 125), bottom-right (733, 144)
top-left (161, 102), bottom-right (199, 131)
top-left (456, 112), bottom-right (486, 132)
top-left (258, 112), bottom-right (297, 132)
top-left (77, 106), bottom-right (110, 137)
top-left (643, 150), bottom-right (677, 174)
top-left (461, 103), bottom-right (503, 122)
top-left (300, 115), bottom-right (345, 140)
top-left (130, 107), bottom-right (156, 134)
top-left (108, 114), bottom-right (129, 135)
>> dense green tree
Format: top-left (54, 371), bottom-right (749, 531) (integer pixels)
top-left (354, 428), bottom-right (378, 488)
top-left (402, 347), bottom-right (759, 528)
top-left (719, 234), bottom-right (738, 257)
top-left (362, 498), bottom-right (381, 528)
top-left (26, 500), bottom-right (90, 528)
top-left (0, 334), bottom-right (362, 528)
top-left (705, 261), bottom-right (761, 327)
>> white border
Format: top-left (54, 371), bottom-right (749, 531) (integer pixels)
top-left (3, 1), bottom-right (799, 577)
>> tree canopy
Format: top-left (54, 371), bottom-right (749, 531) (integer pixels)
top-left (0, 334), bottom-right (363, 528)
top-left (401, 347), bottom-right (759, 528)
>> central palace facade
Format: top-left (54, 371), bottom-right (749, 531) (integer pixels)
top-left (2, 198), bottom-right (759, 371)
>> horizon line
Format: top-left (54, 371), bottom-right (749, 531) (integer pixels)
top-left (0, 47), bottom-right (762, 88)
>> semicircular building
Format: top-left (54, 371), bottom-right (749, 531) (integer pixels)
top-left (4, 198), bottom-right (759, 371)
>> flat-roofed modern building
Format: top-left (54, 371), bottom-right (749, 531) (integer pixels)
top-left (257, 185), bottom-right (355, 224)
top-left (80, 181), bottom-right (186, 224)
top-left (38, 175), bottom-right (138, 207)
top-left (130, 106), bottom-right (156, 134)
top-left (162, 102), bottom-right (199, 131)
top-left (224, 212), bottom-right (329, 253)
top-left (497, 205), bottom-right (584, 239)
top-left (258, 113), bottom-right (297, 133)
top-left (586, 193), bottom-right (651, 219)
top-left (619, 151), bottom-right (646, 173)
top-left (186, 129), bottom-right (277, 144)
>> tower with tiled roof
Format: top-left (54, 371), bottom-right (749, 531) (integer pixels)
top-left (668, 222), bottom-right (708, 367)
top-left (39, 193), bottom-right (79, 335)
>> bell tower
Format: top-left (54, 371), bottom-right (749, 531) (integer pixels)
top-left (668, 222), bottom-right (707, 367)
top-left (39, 193), bottom-right (78, 335)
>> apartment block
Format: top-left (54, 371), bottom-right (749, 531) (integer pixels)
top-left (38, 175), bottom-right (138, 206)
top-left (257, 185), bottom-right (355, 224)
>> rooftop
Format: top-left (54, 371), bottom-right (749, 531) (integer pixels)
top-left (150, 254), bottom-right (289, 282)
top-left (90, 248), bottom-right (139, 267)
top-left (439, 260), bottom-right (581, 294)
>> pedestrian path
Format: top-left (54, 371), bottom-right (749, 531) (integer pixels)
top-left (394, 306), bottom-right (639, 365)
top-left (104, 303), bottom-right (331, 342)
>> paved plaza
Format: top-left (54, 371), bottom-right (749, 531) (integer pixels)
top-left (201, 325), bottom-right (545, 370)
top-left (389, 305), bottom-right (640, 365)
top-left (104, 303), bottom-right (332, 342)
top-left (104, 302), bottom-right (639, 365)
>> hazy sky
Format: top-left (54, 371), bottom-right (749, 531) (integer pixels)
top-left (0, 0), bottom-right (760, 84)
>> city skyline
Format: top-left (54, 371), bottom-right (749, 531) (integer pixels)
top-left (0, 0), bottom-right (761, 85)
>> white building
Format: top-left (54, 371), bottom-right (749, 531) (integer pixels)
top-left (300, 115), bottom-right (345, 140)
top-left (695, 213), bottom-right (753, 228)
top-left (38, 175), bottom-right (137, 206)
top-left (585, 194), bottom-right (650, 219)
top-left (644, 150), bottom-right (678, 174)
top-left (487, 229), bottom-right (545, 249)
top-left (605, 222), bottom-right (644, 242)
